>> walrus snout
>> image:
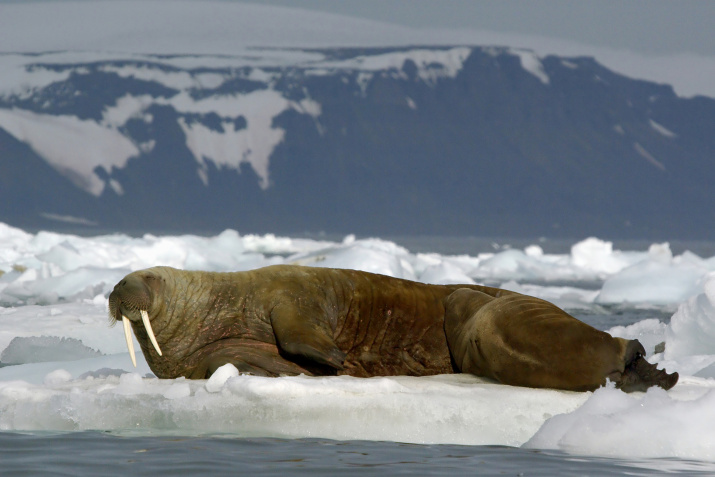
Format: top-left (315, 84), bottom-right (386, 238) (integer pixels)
top-left (110, 275), bottom-right (153, 315)
top-left (108, 272), bottom-right (164, 368)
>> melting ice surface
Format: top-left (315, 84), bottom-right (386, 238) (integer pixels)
top-left (2, 223), bottom-right (715, 462)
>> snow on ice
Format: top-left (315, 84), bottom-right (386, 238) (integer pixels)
top-left (0, 45), bottom-right (469, 195)
top-left (1, 222), bottom-right (715, 461)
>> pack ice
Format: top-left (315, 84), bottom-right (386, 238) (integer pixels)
top-left (1, 222), bottom-right (715, 461)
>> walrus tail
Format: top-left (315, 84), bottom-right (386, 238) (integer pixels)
top-left (616, 340), bottom-right (679, 393)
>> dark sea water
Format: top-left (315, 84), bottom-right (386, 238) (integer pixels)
top-left (3, 431), bottom-right (715, 476)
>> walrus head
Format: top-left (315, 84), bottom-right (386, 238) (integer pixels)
top-left (108, 269), bottom-right (165, 367)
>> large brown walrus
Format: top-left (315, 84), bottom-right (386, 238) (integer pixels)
top-left (108, 265), bottom-right (678, 392)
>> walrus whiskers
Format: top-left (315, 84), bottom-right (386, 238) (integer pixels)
top-left (122, 315), bottom-right (137, 368)
top-left (141, 310), bottom-right (163, 356)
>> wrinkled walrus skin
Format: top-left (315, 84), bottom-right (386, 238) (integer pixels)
top-left (108, 265), bottom-right (678, 392)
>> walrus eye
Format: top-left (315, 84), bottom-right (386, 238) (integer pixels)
top-left (141, 310), bottom-right (163, 356)
top-left (122, 315), bottom-right (137, 368)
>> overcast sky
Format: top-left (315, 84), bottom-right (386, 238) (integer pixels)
top-left (235, 0), bottom-right (715, 56)
top-left (3, 0), bottom-right (713, 56)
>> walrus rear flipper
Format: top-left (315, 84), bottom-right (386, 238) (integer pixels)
top-left (444, 288), bottom-right (679, 392)
top-left (616, 340), bottom-right (679, 392)
top-left (270, 305), bottom-right (346, 370)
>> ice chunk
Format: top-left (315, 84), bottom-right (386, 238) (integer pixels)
top-left (79, 368), bottom-right (128, 380)
top-left (113, 372), bottom-right (146, 395)
top-left (0, 370), bottom-right (589, 445)
top-left (419, 261), bottom-right (475, 285)
top-left (665, 275), bottom-right (715, 359)
top-left (596, 258), bottom-right (705, 305)
top-left (607, 319), bottom-right (667, 356)
top-left (288, 238), bottom-right (416, 280)
top-left (525, 384), bottom-right (715, 461)
top-left (1, 222), bottom-right (715, 455)
top-left (1, 336), bottom-right (102, 365)
top-left (35, 241), bottom-right (93, 272)
top-left (570, 237), bottom-right (633, 275)
top-left (205, 363), bottom-right (239, 392)
top-left (44, 369), bottom-right (72, 386)
top-left (475, 249), bottom-right (543, 281)
top-left (0, 267), bottom-right (126, 305)
top-left (163, 381), bottom-right (192, 400)
top-left (501, 281), bottom-right (599, 310)
top-left (0, 302), bottom-right (134, 357)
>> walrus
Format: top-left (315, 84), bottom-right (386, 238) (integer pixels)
top-left (108, 265), bottom-right (678, 392)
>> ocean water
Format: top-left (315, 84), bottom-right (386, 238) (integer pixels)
top-left (4, 430), bottom-right (715, 476)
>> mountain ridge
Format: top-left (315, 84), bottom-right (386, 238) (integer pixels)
top-left (1, 46), bottom-right (714, 240)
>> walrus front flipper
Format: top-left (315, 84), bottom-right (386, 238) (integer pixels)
top-left (270, 305), bottom-right (346, 370)
top-left (190, 354), bottom-right (272, 379)
top-left (190, 339), bottom-right (325, 379)
top-left (190, 343), bottom-right (276, 378)
top-left (616, 340), bottom-right (679, 392)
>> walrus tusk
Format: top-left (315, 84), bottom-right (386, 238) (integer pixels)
top-left (122, 315), bottom-right (137, 368)
top-left (141, 310), bottom-right (163, 356)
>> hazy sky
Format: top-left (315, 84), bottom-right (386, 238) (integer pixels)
top-left (2, 0), bottom-right (714, 96)
top-left (3, 0), bottom-right (712, 56)
top-left (235, 0), bottom-right (715, 56)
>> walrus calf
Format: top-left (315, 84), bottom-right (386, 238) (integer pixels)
top-left (108, 265), bottom-right (677, 392)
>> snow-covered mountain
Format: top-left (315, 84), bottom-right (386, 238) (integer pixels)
top-left (1, 43), bottom-right (714, 238)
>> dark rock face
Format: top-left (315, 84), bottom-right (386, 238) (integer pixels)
top-left (1, 47), bottom-right (713, 239)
